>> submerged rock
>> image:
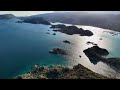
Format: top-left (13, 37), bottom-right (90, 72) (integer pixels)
top-left (49, 48), bottom-right (67, 55)
top-left (86, 41), bottom-right (97, 46)
top-left (46, 32), bottom-right (50, 34)
top-left (17, 21), bottom-right (23, 23)
top-left (53, 33), bottom-right (56, 35)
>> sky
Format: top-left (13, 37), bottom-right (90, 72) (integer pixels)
top-left (84, 11), bottom-right (120, 14)
top-left (0, 11), bottom-right (54, 16)
top-left (0, 11), bottom-right (120, 16)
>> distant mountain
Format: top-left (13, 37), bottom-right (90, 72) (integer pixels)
top-left (18, 16), bottom-right (51, 25)
top-left (27, 11), bottom-right (120, 32)
top-left (0, 14), bottom-right (16, 19)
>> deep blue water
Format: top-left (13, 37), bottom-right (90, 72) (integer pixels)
top-left (0, 19), bottom-right (120, 78)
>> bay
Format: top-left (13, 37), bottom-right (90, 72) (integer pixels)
top-left (0, 19), bottom-right (120, 78)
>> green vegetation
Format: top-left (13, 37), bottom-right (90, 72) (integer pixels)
top-left (16, 64), bottom-right (108, 79)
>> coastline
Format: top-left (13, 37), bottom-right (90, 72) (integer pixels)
top-left (51, 22), bottom-right (120, 33)
top-left (0, 17), bottom-right (120, 78)
top-left (16, 64), bottom-right (109, 79)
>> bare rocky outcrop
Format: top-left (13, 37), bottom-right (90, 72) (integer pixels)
top-left (50, 24), bottom-right (93, 36)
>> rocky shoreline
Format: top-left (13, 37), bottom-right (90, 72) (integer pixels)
top-left (16, 64), bottom-right (108, 79)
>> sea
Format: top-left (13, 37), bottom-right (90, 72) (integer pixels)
top-left (0, 19), bottom-right (120, 79)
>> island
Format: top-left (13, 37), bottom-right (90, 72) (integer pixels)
top-left (63, 40), bottom-right (70, 44)
top-left (83, 46), bottom-right (120, 72)
top-left (19, 17), bottom-right (51, 25)
top-left (50, 24), bottom-right (93, 36)
top-left (16, 64), bottom-right (108, 79)
top-left (53, 33), bottom-right (56, 35)
top-left (99, 38), bottom-right (103, 40)
top-left (86, 41), bottom-right (97, 46)
top-left (83, 46), bottom-right (109, 64)
top-left (49, 48), bottom-right (67, 55)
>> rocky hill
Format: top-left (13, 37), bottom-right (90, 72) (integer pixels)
top-left (19, 16), bottom-right (51, 25)
top-left (16, 64), bottom-right (108, 79)
top-left (27, 11), bottom-right (120, 32)
top-left (0, 14), bottom-right (16, 19)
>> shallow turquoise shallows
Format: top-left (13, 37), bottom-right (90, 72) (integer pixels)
top-left (0, 19), bottom-right (120, 79)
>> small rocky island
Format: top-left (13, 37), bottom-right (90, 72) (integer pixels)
top-left (19, 17), bottom-right (51, 25)
top-left (99, 38), bottom-right (103, 40)
top-left (50, 24), bottom-right (93, 36)
top-left (86, 41), bottom-right (97, 46)
top-left (53, 33), bottom-right (56, 35)
top-left (63, 40), bottom-right (70, 44)
top-left (16, 64), bottom-right (108, 79)
top-left (49, 48), bottom-right (67, 55)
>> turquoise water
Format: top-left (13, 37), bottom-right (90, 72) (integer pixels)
top-left (0, 19), bottom-right (120, 78)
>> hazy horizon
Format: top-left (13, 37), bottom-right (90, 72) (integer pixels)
top-left (0, 11), bottom-right (54, 16)
top-left (0, 11), bottom-right (120, 16)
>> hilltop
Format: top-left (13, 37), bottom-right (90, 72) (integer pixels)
top-left (0, 14), bottom-right (16, 19)
top-left (16, 64), bottom-right (108, 79)
top-left (26, 11), bottom-right (120, 32)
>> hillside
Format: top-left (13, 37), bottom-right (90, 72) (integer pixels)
top-left (19, 17), bottom-right (51, 25)
top-left (16, 64), bottom-right (108, 79)
top-left (0, 14), bottom-right (16, 19)
top-left (26, 11), bottom-right (120, 32)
